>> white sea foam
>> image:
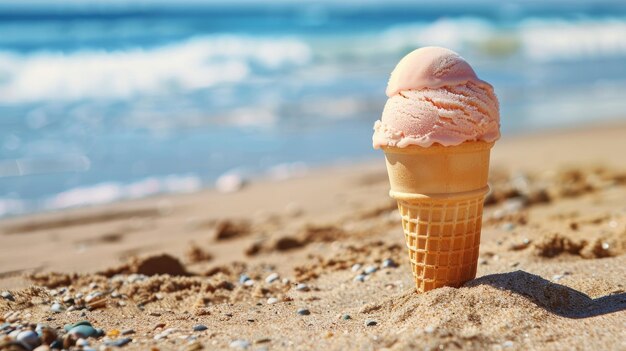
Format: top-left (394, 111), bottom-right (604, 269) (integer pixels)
top-left (0, 36), bottom-right (311, 104)
top-left (519, 18), bottom-right (626, 62)
top-left (0, 198), bottom-right (26, 218)
top-left (383, 17), bottom-right (626, 62)
top-left (382, 18), bottom-right (493, 53)
top-left (42, 174), bottom-right (202, 211)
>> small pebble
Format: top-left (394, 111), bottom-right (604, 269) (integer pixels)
top-left (296, 308), bottom-right (310, 316)
top-left (105, 338), bottom-right (132, 347)
top-left (62, 295), bottom-right (74, 304)
top-left (193, 325), bottom-right (208, 332)
top-left (365, 320), bottom-right (377, 326)
top-left (424, 326), bottom-right (436, 334)
top-left (501, 222), bottom-right (515, 231)
top-left (50, 302), bottom-right (64, 313)
top-left (503, 197), bottom-right (525, 212)
top-left (354, 274), bottom-right (366, 282)
top-left (244, 279), bottom-right (255, 287)
top-left (239, 274), bottom-right (250, 284)
top-left (503, 340), bottom-right (514, 348)
top-left (76, 338), bottom-right (89, 347)
top-left (49, 340), bottom-right (62, 349)
top-left (351, 264), bottom-right (362, 272)
top-left (266, 297), bottom-right (279, 305)
top-left (185, 340), bottom-right (203, 351)
top-left (342, 314), bottom-right (351, 320)
top-left (381, 259), bottom-right (397, 268)
top-left (1, 291), bottom-right (14, 301)
top-left (65, 321), bottom-right (94, 331)
top-left (601, 242), bottom-right (610, 250)
top-left (17, 330), bottom-right (41, 349)
top-left (295, 283), bottom-right (309, 292)
top-left (69, 325), bottom-right (100, 338)
top-left (104, 330), bottom-right (120, 339)
top-left (121, 329), bottom-right (135, 335)
top-left (126, 274), bottom-right (146, 283)
top-left (364, 266), bottom-right (378, 275)
top-left (154, 328), bottom-right (178, 340)
top-left (229, 339), bottom-right (251, 349)
top-left (265, 273), bottom-right (279, 284)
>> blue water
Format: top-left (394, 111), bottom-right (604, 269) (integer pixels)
top-left (2, 0), bottom-right (626, 217)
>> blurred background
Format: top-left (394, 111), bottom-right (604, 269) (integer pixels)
top-left (1, 0), bottom-right (626, 217)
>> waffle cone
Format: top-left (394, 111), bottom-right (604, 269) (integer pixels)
top-left (382, 141), bottom-right (493, 293)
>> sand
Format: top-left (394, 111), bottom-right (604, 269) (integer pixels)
top-left (1, 123), bottom-right (625, 350)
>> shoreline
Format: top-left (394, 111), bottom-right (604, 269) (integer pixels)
top-left (4, 119), bottom-right (626, 222)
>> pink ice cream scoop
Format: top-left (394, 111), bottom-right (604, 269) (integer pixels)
top-left (373, 47), bottom-right (500, 148)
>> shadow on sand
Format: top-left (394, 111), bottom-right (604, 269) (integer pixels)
top-left (465, 270), bottom-right (626, 318)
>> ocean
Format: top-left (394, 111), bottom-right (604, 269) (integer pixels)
top-left (2, 0), bottom-right (626, 217)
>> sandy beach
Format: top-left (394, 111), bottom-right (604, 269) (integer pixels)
top-left (1, 123), bottom-right (626, 351)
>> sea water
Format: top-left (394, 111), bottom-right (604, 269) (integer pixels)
top-left (2, 0), bottom-right (626, 216)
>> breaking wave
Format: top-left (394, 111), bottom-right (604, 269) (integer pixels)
top-left (0, 36), bottom-right (311, 103)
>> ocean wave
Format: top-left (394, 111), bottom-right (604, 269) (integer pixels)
top-left (381, 18), bottom-right (494, 53)
top-left (382, 17), bottom-right (626, 62)
top-left (44, 174), bottom-right (202, 210)
top-left (0, 174), bottom-right (202, 218)
top-left (519, 18), bottom-right (626, 62)
top-left (0, 35), bottom-right (311, 104)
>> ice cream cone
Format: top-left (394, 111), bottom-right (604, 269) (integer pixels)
top-left (382, 141), bottom-right (493, 293)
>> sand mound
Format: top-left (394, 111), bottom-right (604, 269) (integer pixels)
top-left (356, 270), bottom-right (625, 351)
top-left (98, 254), bottom-right (189, 277)
top-left (246, 224), bottom-right (347, 256)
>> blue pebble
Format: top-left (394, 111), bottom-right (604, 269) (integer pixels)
top-left (353, 274), bottom-right (366, 282)
top-left (17, 330), bottom-right (41, 349)
top-left (364, 266), bottom-right (378, 275)
top-left (50, 340), bottom-right (63, 349)
top-left (64, 320), bottom-right (92, 332)
top-left (69, 325), bottom-right (99, 338)
top-left (239, 274), bottom-right (250, 284)
top-left (50, 302), bottom-right (64, 313)
top-left (365, 319), bottom-right (377, 326)
top-left (193, 324), bottom-right (208, 332)
top-left (382, 259), bottom-right (397, 268)
top-left (105, 338), bottom-right (132, 347)
top-left (296, 308), bottom-right (310, 316)
top-left (1, 291), bottom-right (14, 301)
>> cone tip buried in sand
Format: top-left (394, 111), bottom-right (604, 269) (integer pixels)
top-left (373, 46), bottom-right (500, 149)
